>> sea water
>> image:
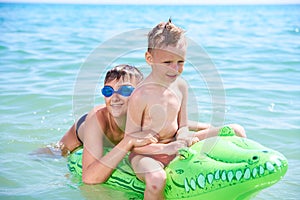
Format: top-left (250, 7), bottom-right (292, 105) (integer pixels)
top-left (0, 3), bottom-right (299, 199)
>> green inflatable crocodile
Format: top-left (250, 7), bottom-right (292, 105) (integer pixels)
top-left (68, 127), bottom-right (288, 199)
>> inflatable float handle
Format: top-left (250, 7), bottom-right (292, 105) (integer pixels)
top-left (178, 147), bottom-right (196, 160)
top-left (218, 126), bottom-right (235, 137)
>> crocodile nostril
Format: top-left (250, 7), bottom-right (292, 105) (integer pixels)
top-left (252, 156), bottom-right (259, 160)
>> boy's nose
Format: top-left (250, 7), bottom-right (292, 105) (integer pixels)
top-left (171, 64), bottom-right (183, 73)
top-left (111, 93), bottom-right (121, 100)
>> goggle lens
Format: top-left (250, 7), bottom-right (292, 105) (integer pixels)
top-left (101, 85), bottom-right (134, 97)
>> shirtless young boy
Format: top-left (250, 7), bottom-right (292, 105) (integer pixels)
top-left (59, 65), bottom-right (158, 184)
top-left (125, 19), bottom-right (247, 200)
top-left (125, 19), bottom-right (196, 200)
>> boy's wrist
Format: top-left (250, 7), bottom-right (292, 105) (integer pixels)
top-left (119, 135), bottom-right (134, 152)
top-left (176, 138), bottom-right (188, 146)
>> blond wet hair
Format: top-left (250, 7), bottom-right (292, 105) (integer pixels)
top-left (147, 18), bottom-right (186, 52)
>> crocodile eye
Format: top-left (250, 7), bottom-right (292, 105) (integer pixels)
top-left (262, 150), bottom-right (269, 153)
top-left (252, 156), bottom-right (259, 160)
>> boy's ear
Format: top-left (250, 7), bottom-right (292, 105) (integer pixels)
top-left (145, 51), bottom-right (153, 65)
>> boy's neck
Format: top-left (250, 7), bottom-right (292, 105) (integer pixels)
top-left (148, 71), bottom-right (179, 86)
top-left (115, 116), bottom-right (126, 131)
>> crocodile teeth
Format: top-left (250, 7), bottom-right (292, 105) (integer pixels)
top-left (221, 171), bottom-right (227, 181)
top-left (214, 170), bottom-right (220, 180)
top-left (266, 162), bottom-right (275, 172)
top-left (184, 178), bottom-right (190, 192)
top-left (244, 168), bottom-right (251, 180)
top-left (207, 173), bottom-right (214, 184)
top-left (235, 170), bottom-right (243, 181)
top-left (183, 159), bottom-right (282, 193)
top-left (259, 165), bottom-right (265, 175)
top-left (252, 167), bottom-right (258, 178)
top-left (197, 174), bottom-right (206, 188)
top-left (227, 171), bottom-right (234, 182)
top-left (274, 158), bottom-right (282, 167)
top-left (190, 178), bottom-right (197, 190)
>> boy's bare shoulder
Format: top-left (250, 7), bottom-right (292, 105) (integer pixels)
top-left (177, 77), bottom-right (188, 91)
top-left (85, 105), bottom-right (108, 124)
top-left (88, 105), bottom-right (107, 116)
top-left (134, 82), bottom-right (158, 95)
top-left (130, 87), bottom-right (146, 102)
top-left (129, 83), bottom-right (160, 108)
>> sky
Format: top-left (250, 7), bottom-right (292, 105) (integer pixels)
top-left (1, 0), bottom-right (300, 4)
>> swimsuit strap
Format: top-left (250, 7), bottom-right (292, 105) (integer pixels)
top-left (76, 113), bottom-right (88, 144)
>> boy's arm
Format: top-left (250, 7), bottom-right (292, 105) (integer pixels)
top-left (177, 79), bottom-right (189, 129)
top-left (82, 109), bottom-right (157, 184)
top-left (132, 140), bottom-right (186, 155)
top-left (176, 79), bottom-right (199, 146)
top-left (82, 110), bottom-right (128, 184)
top-left (125, 88), bottom-right (146, 136)
top-left (188, 120), bottom-right (211, 131)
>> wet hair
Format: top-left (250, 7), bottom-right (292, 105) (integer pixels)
top-left (104, 64), bottom-right (144, 84)
top-left (148, 18), bottom-right (186, 52)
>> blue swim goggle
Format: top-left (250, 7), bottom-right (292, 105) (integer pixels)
top-left (101, 85), bottom-right (135, 97)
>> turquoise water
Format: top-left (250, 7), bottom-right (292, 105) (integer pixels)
top-left (1, 3), bottom-right (299, 199)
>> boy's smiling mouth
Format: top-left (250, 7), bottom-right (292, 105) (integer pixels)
top-left (111, 103), bottom-right (123, 107)
top-left (166, 73), bottom-right (179, 78)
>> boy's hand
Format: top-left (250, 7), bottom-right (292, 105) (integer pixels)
top-left (177, 136), bottom-right (199, 147)
top-left (131, 140), bottom-right (186, 155)
top-left (176, 128), bottom-right (199, 147)
top-left (164, 140), bottom-right (187, 155)
top-left (186, 136), bottom-right (199, 146)
top-left (126, 130), bottom-right (158, 148)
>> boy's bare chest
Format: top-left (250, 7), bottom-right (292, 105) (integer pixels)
top-left (146, 91), bottom-right (182, 116)
top-left (142, 90), bottom-right (182, 138)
